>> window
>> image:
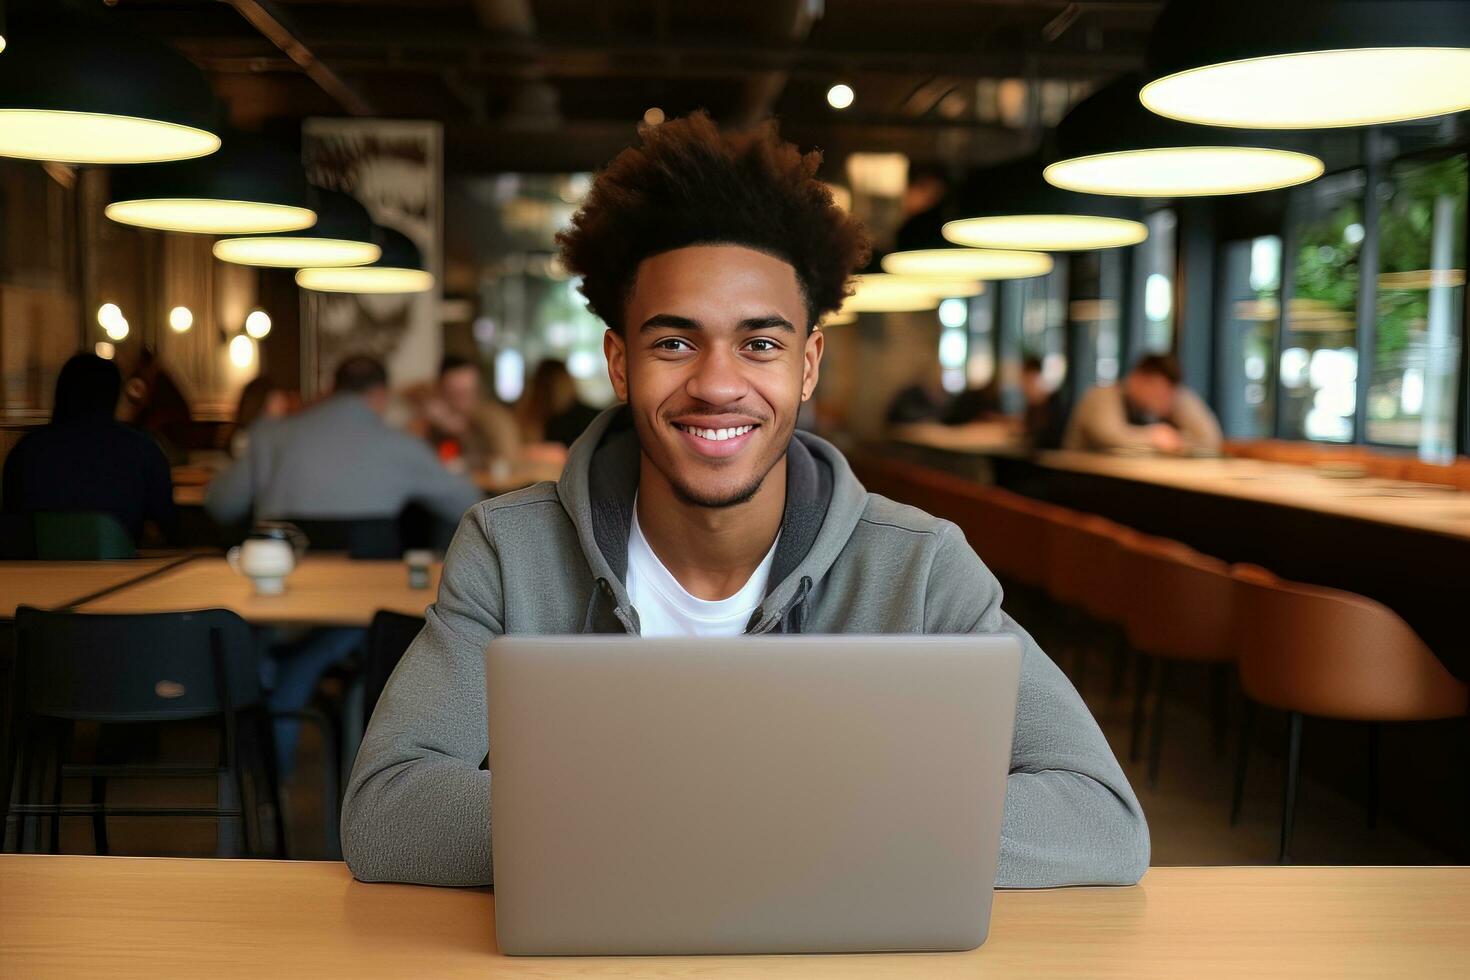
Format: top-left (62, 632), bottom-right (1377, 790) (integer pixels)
top-left (1218, 236), bottom-right (1282, 438)
top-left (1002, 258), bottom-right (1069, 410)
top-left (1365, 154), bottom-right (1466, 456)
top-left (1134, 209), bottom-right (1177, 355)
top-left (1068, 250), bottom-right (1124, 396)
top-left (1279, 171), bottom-right (1365, 442)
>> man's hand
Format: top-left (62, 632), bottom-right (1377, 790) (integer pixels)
top-left (1148, 423), bottom-right (1183, 454)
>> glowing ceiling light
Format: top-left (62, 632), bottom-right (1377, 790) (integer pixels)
top-left (820, 308), bottom-right (858, 327)
top-left (842, 274), bottom-right (972, 313)
top-left (944, 214), bottom-right (1147, 252)
top-left (295, 267), bottom-right (435, 294)
top-left (244, 310), bottom-right (272, 339)
top-left (826, 83), bottom-right (855, 110)
top-left (105, 317), bottom-right (129, 342)
top-left (882, 247), bottom-right (1054, 280)
top-left (229, 334), bottom-right (255, 369)
top-left (214, 237), bottom-right (380, 269)
top-left (1140, 1), bottom-right (1470, 129)
top-left (0, 15), bottom-right (219, 164)
top-left (168, 306), bottom-right (193, 332)
top-left (97, 303), bottom-right (123, 329)
top-left (107, 199), bottom-right (315, 235)
top-left (1045, 147), bottom-right (1323, 198)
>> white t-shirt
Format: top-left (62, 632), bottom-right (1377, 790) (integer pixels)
top-left (625, 501), bottom-right (779, 637)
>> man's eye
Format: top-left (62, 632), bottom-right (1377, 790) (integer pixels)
top-left (744, 339), bottom-right (779, 352)
top-left (655, 338), bottom-right (692, 352)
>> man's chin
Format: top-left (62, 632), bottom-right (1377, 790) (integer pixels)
top-left (669, 472), bottom-right (767, 509)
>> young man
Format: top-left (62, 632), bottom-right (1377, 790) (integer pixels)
top-left (342, 114), bottom-right (1149, 889)
top-left (1063, 353), bottom-right (1223, 454)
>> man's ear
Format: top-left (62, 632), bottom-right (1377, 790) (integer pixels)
top-left (801, 327), bottom-right (824, 402)
top-left (604, 328), bottom-right (629, 403)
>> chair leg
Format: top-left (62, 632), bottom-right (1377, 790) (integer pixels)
top-left (1210, 664), bottom-right (1229, 759)
top-left (1147, 660), bottom-right (1171, 789)
top-left (1130, 653), bottom-right (1153, 763)
top-left (1108, 632), bottom-right (1129, 700)
top-left (90, 774), bottom-right (108, 856)
top-left (1230, 699), bottom-right (1257, 827)
top-left (1279, 711), bottom-right (1304, 864)
top-left (1366, 722), bottom-right (1380, 831)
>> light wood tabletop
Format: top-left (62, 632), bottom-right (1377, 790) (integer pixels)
top-left (0, 558), bottom-right (186, 619)
top-left (1036, 450), bottom-right (1470, 541)
top-left (2, 857), bottom-right (1466, 978)
top-left (74, 555), bottom-right (441, 627)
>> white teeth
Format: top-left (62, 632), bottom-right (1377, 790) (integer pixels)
top-left (676, 423), bottom-right (754, 441)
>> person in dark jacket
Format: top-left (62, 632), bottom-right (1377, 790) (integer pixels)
top-left (2, 352), bottom-right (176, 544)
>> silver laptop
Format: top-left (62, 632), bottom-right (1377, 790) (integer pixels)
top-left (486, 635), bottom-right (1022, 956)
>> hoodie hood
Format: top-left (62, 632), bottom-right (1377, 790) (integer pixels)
top-left (555, 406), bottom-right (869, 634)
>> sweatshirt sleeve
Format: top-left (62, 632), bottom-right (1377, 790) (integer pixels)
top-left (925, 522), bottom-right (1150, 888)
top-left (340, 504), bottom-right (502, 885)
top-left (1170, 387), bottom-right (1224, 452)
top-left (1067, 386), bottom-right (1155, 452)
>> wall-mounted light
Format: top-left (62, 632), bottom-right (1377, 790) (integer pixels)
top-left (244, 310), bottom-right (272, 339)
top-left (95, 342), bottom-right (115, 360)
top-left (168, 305), bottom-right (193, 332)
top-left (229, 334), bottom-right (255, 368)
top-left (827, 83), bottom-right (855, 110)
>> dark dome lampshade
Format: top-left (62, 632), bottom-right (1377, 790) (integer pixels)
top-left (214, 188), bottom-right (380, 268)
top-left (0, 9), bottom-right (219, 164)
top-left (943, 156), bottom-right (1148, 252)
top-left (296, 227), bottom-right (435, 294)
top-left (1046, 75), bottom-right (1325, 198)
top-left (1142, 0), bottom-right (1470, 129)
top-left (107, 132), bottom-right (317, 234)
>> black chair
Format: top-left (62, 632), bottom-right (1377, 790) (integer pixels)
top-left (338, 611), bottom-right (424, 781)
top-left (4, 607), bottom-right (281, 857)
top-left (277, 517), bottom-right (401, 560)
top-left (0, 514), bottom-right (36, 559)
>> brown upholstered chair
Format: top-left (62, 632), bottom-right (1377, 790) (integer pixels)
top-left (1040, 510), bottom-right (1136, 689)
top-left (1119, 535), bottom-right (1235, 785)
top-left (1229, 564), bottom-right (1469, 863)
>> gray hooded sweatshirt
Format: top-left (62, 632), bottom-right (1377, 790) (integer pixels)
top-left (342, 408), bottom-right (1149, 888)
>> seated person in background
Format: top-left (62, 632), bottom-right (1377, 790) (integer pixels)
top-left (1062, 354), bottom-right (1221, 454)
top-left (206, 354), bottom-right (481, 528)
top-left (885, 365), bottom-right (949, 425)
top-left (207, 354), bottom-right (481, 774)
top-left (1021, 355), bottom-right (1069, 451)
top-left (122, 348), bottom-right (195, 467)
top-left (342, 111), bottom-right (1148, 890)
top-left (3, 352), bottom-right (176, 545)
top-left (412, 354), bottom-right (520, 471)
top-left (517, 358), bottom-right (600, 449)
top-left (223, 374), bottom-right (292, 458)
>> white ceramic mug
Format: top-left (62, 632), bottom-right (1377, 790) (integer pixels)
top-left (226, 538), bottom-right (297, 596)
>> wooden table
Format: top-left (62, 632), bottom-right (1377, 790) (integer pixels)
top-left (173, 460), bottom-right (563, 507)
top-left (2, 856), bottom-right (1466, 978)
top-left (1036, 450), bottom-right (1470, 542)
top-left (0, 558), bottom-right (186, 619)
top-left (75, 555), bottom-right (441, 627)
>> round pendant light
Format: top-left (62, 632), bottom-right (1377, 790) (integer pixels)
top-left (881, 247), bottom-right (1054, 281)
top-left (1141, 0), bottom-right (1470, 129)
top-left (944, 157), bottom-right (1147, 252)
top-left (296, 228), bottom-right (435, 294)
top-left (215, 188), bottom-right (379, 268)
top-left (0, 10), bottom-right (219, 164)
top-left (1046, 75), bottom-right (1325, 198)
top-left (842, 274), bottom-right (978, 314)
top-left (107, 133), bottom-right (316, 235)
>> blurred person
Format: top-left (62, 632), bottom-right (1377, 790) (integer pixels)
top-left (1020, 356), bottom-right (1069, 451)
top-left (2, 352), bottom-right (176, 544)
top-left (885, 364), bottom-right (948, 425)
top-left (1063, 354), bottom-right (1221, 454)
top-left (206, 354), bottom-right (481, 773)
top-left (343, 111), bottom-right (1146, 889)
top-left (518, 358), bottom-right (599, 448)
top-left (414, 355), bottom-right (520, 470)
top-left (224, 375), bottom-right (292, 458)
top-left (123, 348), bottom-right (194, 465)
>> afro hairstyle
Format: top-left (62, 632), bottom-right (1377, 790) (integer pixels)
top-left (556, 111), bottom-right (871, 333)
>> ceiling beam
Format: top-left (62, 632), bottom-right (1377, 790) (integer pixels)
top-left (223, 0), bottom-right (378, 115)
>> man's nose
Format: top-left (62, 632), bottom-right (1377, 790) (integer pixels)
top-left (685, 346), bottom-right (749, 405)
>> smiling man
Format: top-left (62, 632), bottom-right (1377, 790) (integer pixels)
top-left (341, 113), bottom-right (1148, 888)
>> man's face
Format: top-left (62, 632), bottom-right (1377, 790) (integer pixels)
top-left (604, 244), bottom-right (823, 509)
top-left (1125, 371), bottom-right (1176, 419)
top-left (439, 365), bottom-right (481, 416)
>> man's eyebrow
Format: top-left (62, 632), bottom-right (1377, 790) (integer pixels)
top-left (640, 314), bottom-right (700, 333)
top-left (740, 315), bottom-right (796, 333)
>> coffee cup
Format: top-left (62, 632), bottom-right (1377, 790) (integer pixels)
top-left (227, 537), bottom-right (297, 595)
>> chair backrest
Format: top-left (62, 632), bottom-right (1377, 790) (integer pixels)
top-left (279, 517), bottom-right (401, 560)
top-left (981, 490), bottom-right (1070, 590)
top-left (1230, 565), bottom-right (1468, 722)
top-left (362, 610), bottom-right (426, 728)
top-left (32, 512), bottom-right (135, 560)
top-left (1119, 535), bottom-right (1234, 662)
top-left (14, 607), bottom-right (263, 722)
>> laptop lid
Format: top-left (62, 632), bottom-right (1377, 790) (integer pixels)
top-left (486, 634), bottom-right (1022, 956)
